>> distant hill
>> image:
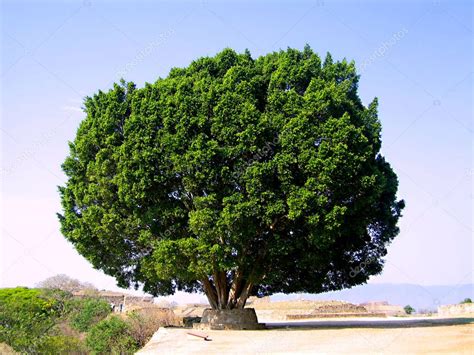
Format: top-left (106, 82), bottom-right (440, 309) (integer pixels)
top-left (271, 283), bottom-right (474, 311)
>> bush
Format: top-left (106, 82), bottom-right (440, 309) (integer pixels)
top-left (37, 335), bottom-right (86, 354)
top-left (460, 298), bottom-right (472, 304)
top-left (86, 316), bottom-right (139, 354)
top-left (68, 297), bottom-right (111, 332)
top-left (0, 288), bottom-right (64, 353)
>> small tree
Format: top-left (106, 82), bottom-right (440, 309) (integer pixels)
top-left (460, 298), bottom-right (472, 304)
top-left (404, 305), bottom-right (415, 315)
top-left (59, 46), bottom-right (404, 310)
top-left (37, 274), bottom-right (96, 293)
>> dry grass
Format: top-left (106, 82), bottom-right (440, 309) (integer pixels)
top-left (126, 307), bottom-right (179, 347)
top-left (0, 343), bottom-right (17, 354)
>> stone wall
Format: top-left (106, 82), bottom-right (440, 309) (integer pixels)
top-left (312, 303), bottom-right (368, 314)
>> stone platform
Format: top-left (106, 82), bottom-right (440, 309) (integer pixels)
top-left (193, 308), bottom-right (266, 330)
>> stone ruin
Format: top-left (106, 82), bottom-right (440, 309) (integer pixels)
top-left (72, 290), bottom-right (154, 313)
top-left (360, 301), bottom-right (405, 316)
top-left (285, 301), bottom-right (383, 320)
top-left (438, 303), bottom-right (474, 316)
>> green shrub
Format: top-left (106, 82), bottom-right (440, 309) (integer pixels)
top-left (86, 316), bottom-right (139, 354)
top-left (460, 298), bottom-right (472, 304)
top-left (37, 335), bottom-right (86, 354)
top-left (0, 287), bottom-right (64, 353)
top-left (68, 297), bottom-right (111, 332)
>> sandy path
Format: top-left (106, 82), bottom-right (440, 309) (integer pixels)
top-left (137, 317), bottom-right (473, 354)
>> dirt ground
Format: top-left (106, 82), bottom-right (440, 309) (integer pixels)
top-left (136, 317), bottom-right (473, 354)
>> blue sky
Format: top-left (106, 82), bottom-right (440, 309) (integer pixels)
top-left (1, 0), bottom-right (472, 296)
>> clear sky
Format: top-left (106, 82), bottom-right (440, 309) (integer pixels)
top-left (1, 0), bottom-right (472, 296)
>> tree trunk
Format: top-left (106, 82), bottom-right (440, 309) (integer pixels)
top-left (201, 278), bottom-right (218, 309)
top-left (213, 271), bottom-right (229, 309)
top-left (235, 280), bottom-right (253, 309)
top-left (227, 270), bottom-right (244, 309)
top-left (202, 272), bottom-right (254, 310)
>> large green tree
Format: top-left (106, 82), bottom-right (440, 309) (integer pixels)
top-left (59, 47), bottom-right (404, 310)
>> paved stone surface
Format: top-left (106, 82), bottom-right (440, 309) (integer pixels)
top-left (136, 317), bottom-right (474, 354)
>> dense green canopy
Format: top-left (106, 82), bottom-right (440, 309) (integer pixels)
top-left (59, 46), bottom-right (404, 309)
